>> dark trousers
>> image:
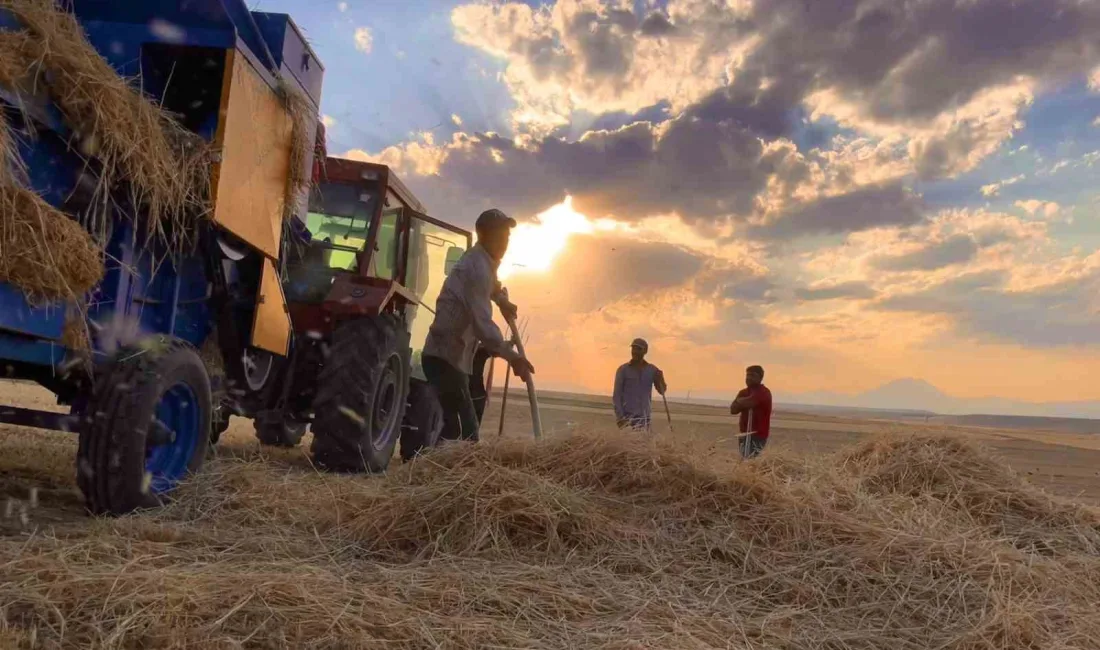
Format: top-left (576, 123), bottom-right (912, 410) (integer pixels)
top-left (423, 355), bottom-right (480, 442)
top-left (617, 415), bottom-right (651, 432)
top-left (740, 433), bottom-right (767, 459)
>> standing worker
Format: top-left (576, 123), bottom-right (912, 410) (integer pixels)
top-left (612, 338), bottom-right (667, 431)
top-left (422, 209), bottom-right (535, 442)
top-left (730, 365), bottom-right (772, 458)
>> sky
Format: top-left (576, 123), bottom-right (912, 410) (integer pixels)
top-left (253, 0), bottom-right (1100, 405)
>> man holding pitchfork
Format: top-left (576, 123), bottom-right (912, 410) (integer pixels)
top-left (730, 365), bottom-right (772, 459)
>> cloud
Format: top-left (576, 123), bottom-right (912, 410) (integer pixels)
top-left (451, 114), bottom-right (463, 127)
top-left (872, 235), bottom-right (979, 272)
top-left (1015, 199), bottom-right (1061, 220)
top-left (980, 174), bottom-right (1026, 197)
top-left (452, 0), bottom-right (1098, 179)
top-left (1090, 64), bottom-right (1100, 91)
top-left (336, 0), bottom-right (1100, 246)
top-left (794, 281), bottom-right (877, 302)
top-left (354, 26), bottom-right (373, 53)
top-left (338, 1), bottom-right (348, 12)
top-left (359, 117), bottom-right (818, 231)
top-left (321, 115), bottom-right (337, 129)
top-left (877, 262), bottom-right (1100, 347)
top-left (749, 183), bottom-right (925, 239)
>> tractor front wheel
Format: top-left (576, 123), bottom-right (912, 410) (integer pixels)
top-left (400, 380), bottom-right (444, 462)
top-left (77, 337), bottom-right (211, 515)
top-left (310, 315), bottom-right (410, 472)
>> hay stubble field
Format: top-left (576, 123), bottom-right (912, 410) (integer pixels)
top-left (3, 379), bottom-right (1100, 648)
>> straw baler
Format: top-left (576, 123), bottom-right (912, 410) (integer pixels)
top-left (0, 0), bottom-right (324, 515)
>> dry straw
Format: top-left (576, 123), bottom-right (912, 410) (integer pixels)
top-left (0, 0), bottom-right (212, 306)
top-left (0, 109), bottom-right (103, 301)
top-left (0, 0), bottom-right (317, 307)
top-left (0, 0), bottom-right (214, 245)
top-left (1, 428), bottom-right (1099, 648)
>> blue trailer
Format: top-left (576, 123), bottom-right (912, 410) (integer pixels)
top-left (0, 0), bottom-right (324, 515)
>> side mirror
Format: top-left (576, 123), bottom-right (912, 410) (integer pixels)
top-left (444, 246), bottom-right (464, 276)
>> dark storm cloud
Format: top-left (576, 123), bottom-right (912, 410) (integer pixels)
top-left (877, 269), bottom-right (1100, 347)
top-left (873, 235), bottom-right (979, 272)
top-left (795, 281), bottom-right (877, 301)
top-left (639, 12), bottom-right (675, 37)
top-left (412, 0), bottom-right (1100, 238)
top-left (749, 183), bottom-right (926, 239)
top-left (411, 115), bottom-right (804, 226)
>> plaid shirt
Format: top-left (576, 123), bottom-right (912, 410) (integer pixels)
top-left (423, 244), bottom-right (510, 374)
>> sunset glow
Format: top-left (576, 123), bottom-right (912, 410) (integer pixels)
top-left (496, 196), bottom-right (620, 280)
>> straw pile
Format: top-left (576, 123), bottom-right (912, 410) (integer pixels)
top-left (1, 429), bottom-right (1098, 649)
top-left (0, 0), bottom-right (214, 243)
top-left (0, 109), bottom-right (103, 301)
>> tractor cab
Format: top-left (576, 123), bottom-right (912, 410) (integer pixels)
top-left (284, 158), bottom-right (471, 382)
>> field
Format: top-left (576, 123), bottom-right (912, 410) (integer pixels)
top-left (3, 379), bottom-right (1100, 648)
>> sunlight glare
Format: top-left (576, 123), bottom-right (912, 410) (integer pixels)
top-left (495, 196), bottom-right (617, 280)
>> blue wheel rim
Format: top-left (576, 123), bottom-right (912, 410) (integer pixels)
top-left (145, 382), bottom-right (200, 495)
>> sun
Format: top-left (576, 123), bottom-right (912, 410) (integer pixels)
top-left (494, 196), bottom-right (617, 280)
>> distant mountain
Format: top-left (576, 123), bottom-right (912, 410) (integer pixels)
top-left (785, 378), bottom-right (1100, 420)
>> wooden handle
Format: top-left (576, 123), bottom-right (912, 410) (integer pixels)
top-left (504, 314), bottom-right (542, 440)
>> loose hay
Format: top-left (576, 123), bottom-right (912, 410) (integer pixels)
top-left (0, 0), bottom-right (211, 303)
top-left (0, 0), bottom-right (214, 243)
top-left (279, 82), bottom-right (316, 223)
top-left (1, 107), bottom-right (102, 300)
top-left (2, 429), bottom-right (1100, 649)
top-left (0, 172), bottom-right (103, 300)
top-left (0, 0), bottom-right (317, 306)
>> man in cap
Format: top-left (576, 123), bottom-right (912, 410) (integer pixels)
top-left (422, 209), bottom-right (535, 442)
top-left (612, 338), bottom-right (667, 432)
top-left (730, 365), bottom-right (772, 458)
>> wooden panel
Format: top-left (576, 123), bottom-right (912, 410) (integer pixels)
top-left (211, 48), bottom-right (289, 260)
top-left (251, 258), bottom-right (291, 356)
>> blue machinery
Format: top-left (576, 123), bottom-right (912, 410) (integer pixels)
top-left (0, 0), bottom-right (323, 514)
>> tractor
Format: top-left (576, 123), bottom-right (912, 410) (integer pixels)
top-left (237, 155), bottom-right (476, 471)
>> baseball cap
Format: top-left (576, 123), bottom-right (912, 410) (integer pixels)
top-left (630, 338), bottom-right (648, 352)
top-left (475, 208), bottom-right (517, 231)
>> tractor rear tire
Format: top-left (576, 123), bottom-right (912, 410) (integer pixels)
top-left (310, 314), bottom-right (410, 472)
top-left (400, 380), bottom-right (444, 462)
top-left (254, 417), bottom-right (308, 448)
top-left (77, 337), bottom-right (211, 516)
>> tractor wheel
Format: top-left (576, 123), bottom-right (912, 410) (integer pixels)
top-left (400, 380), bottom-right (444, 462)
top-left (76, 337), bottom-right (211, 515)
top-left (310, 314), bottom-right (410, 472)
top-left (254, 415), bottom-right (308, 448)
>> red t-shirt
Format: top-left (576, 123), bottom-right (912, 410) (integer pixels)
top-left (736, 384), bottom-right (773, 439)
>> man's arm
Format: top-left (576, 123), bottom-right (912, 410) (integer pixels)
top-left (612, 366), bottom-right (626, 420)
top-left (465, 260), bottom-right (534, 379)
top-left (492, 282), bottom-right (518, 321)
top-left (730, 389), bottom-right (752, 414)
top-left (464, 262), bottom-right (512, 359)
top-left (654, 368), bottom-right (667, 396)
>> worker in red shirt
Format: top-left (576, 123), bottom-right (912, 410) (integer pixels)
top-left (730, 365), bottom-right (772, 459)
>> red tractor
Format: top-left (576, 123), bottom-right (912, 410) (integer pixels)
top-left (229, 157), bottom-right (477, 471)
